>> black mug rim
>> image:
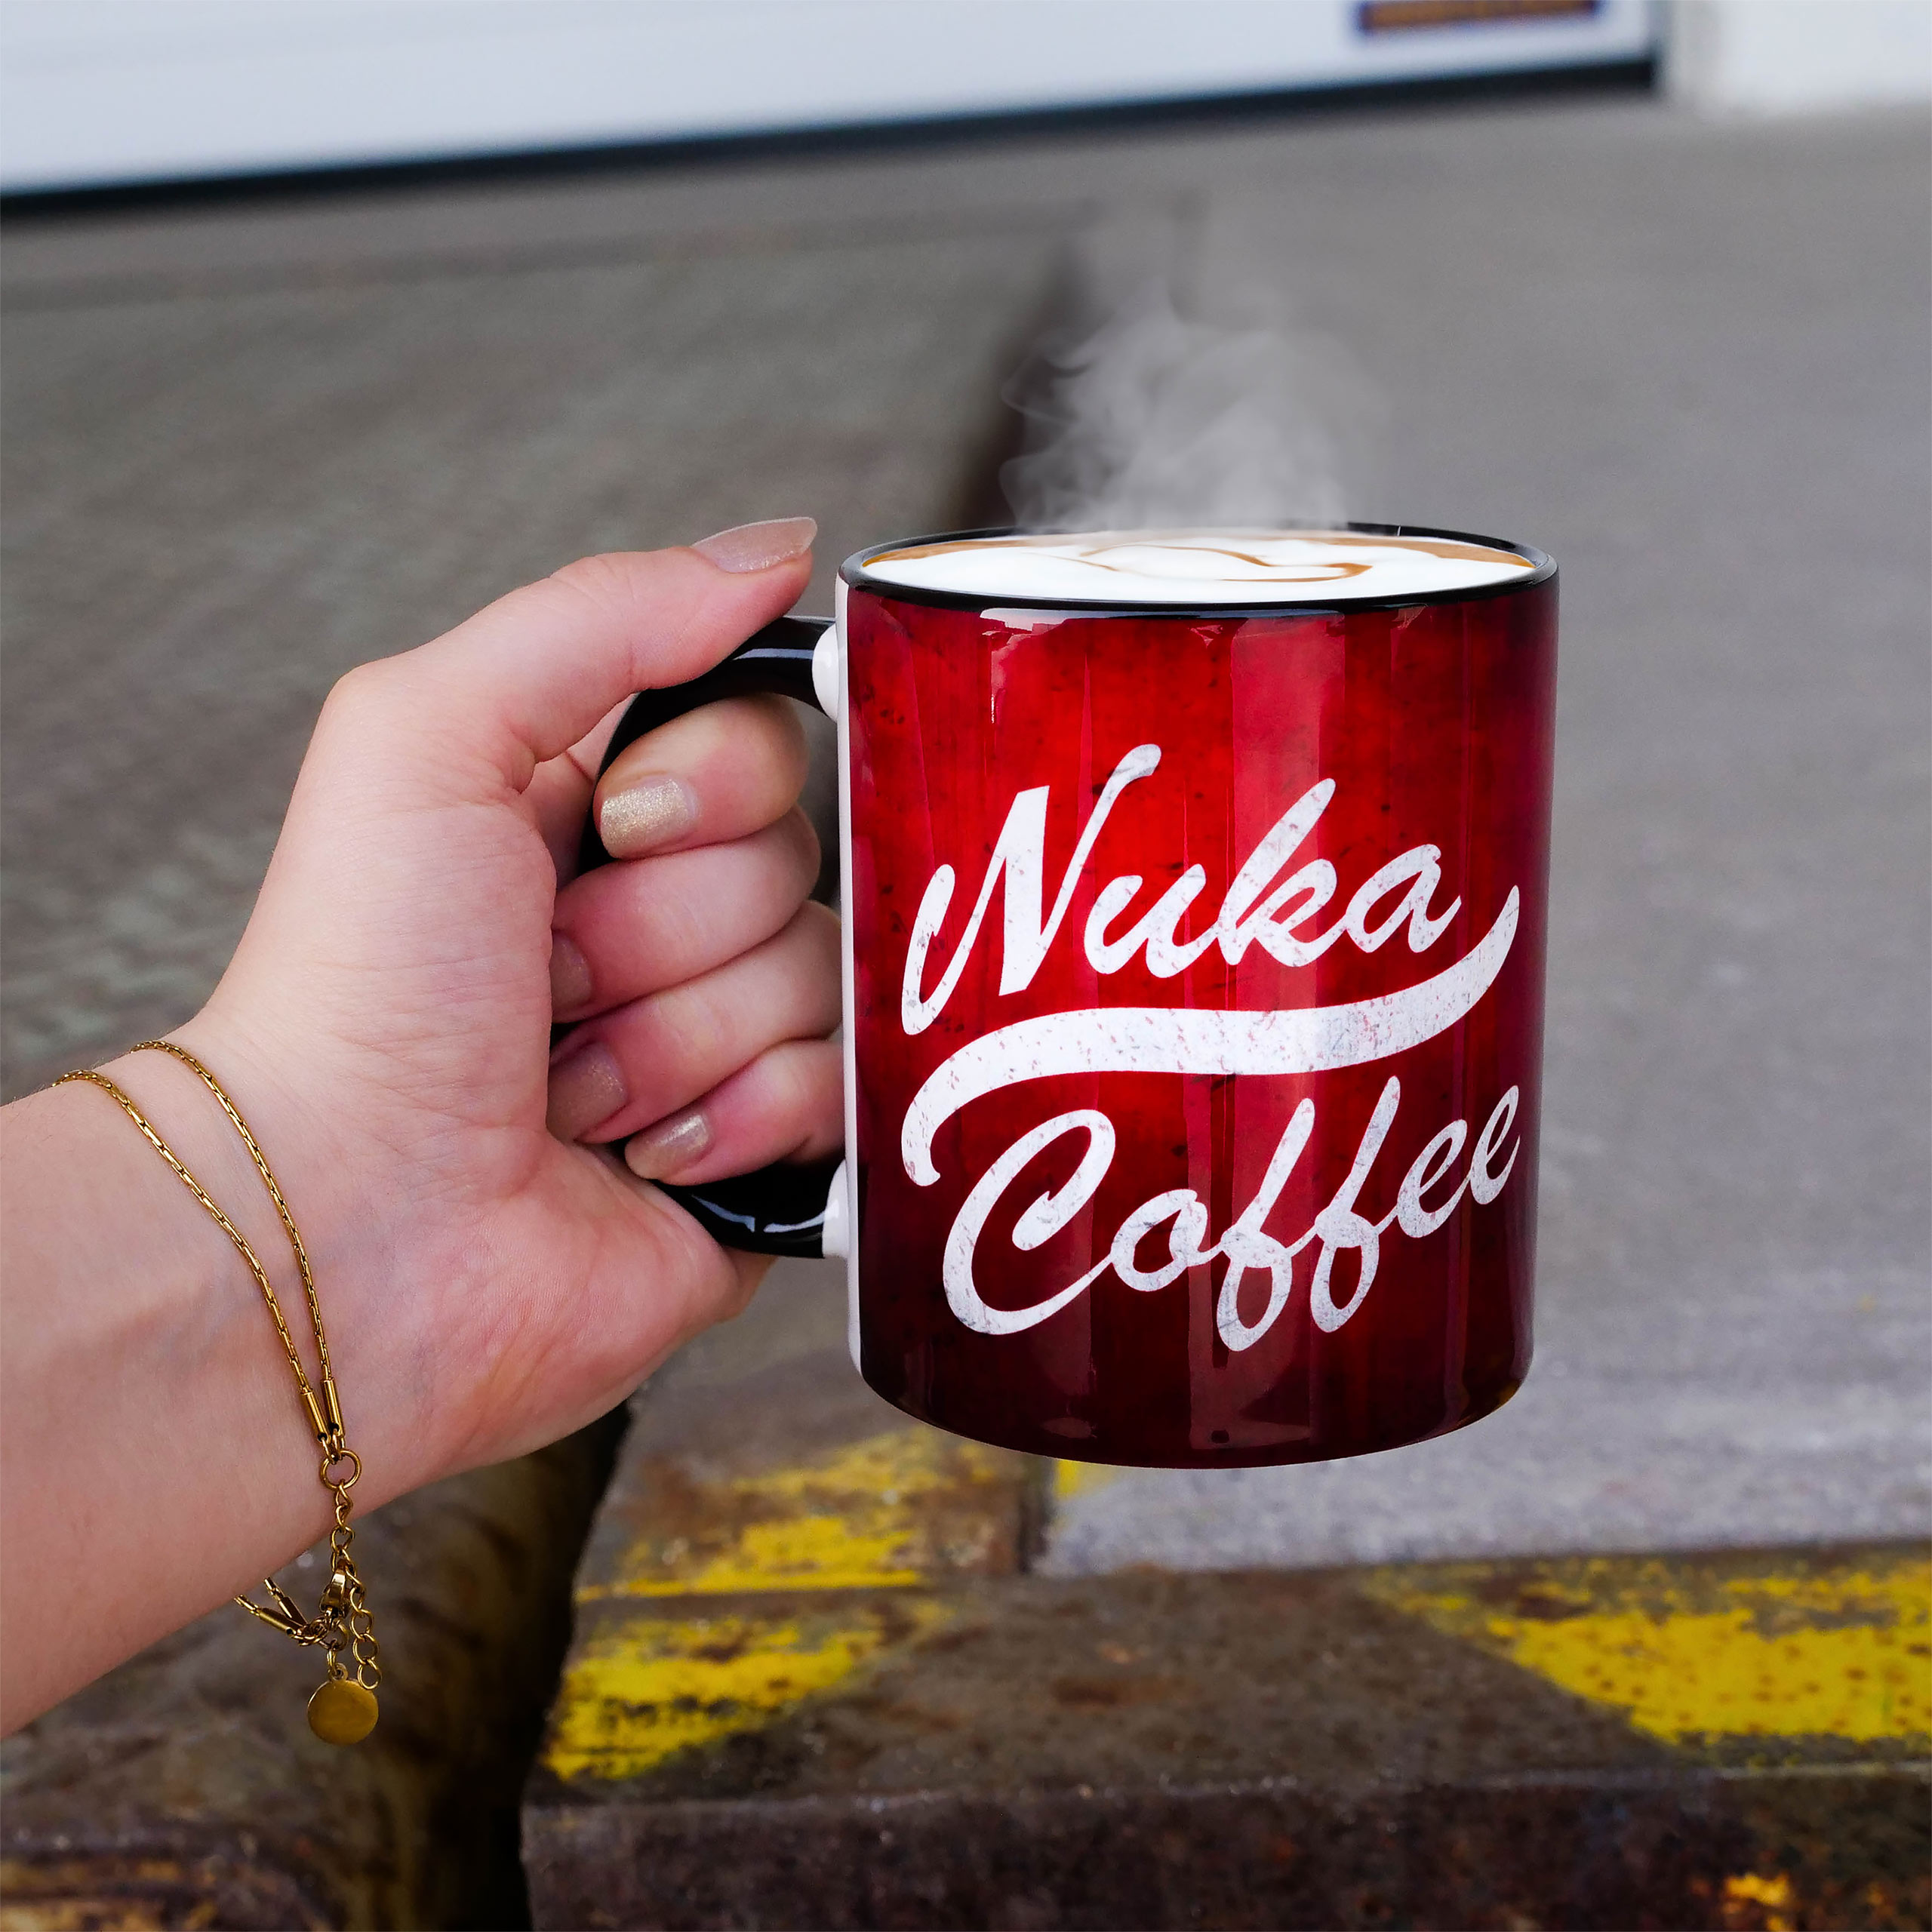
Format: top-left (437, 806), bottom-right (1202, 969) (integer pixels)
top-left (840, 520), bottom-right (1555, 617)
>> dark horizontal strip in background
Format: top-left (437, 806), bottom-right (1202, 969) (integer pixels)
top-left (0, 56), bottom-right (1655, 223)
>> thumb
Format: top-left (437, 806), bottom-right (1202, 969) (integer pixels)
top-left (348, 525), bottom-right (817, 801)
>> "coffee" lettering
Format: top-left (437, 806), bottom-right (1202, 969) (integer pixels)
top-left (941, 1083), bottom-right (1521, 1348)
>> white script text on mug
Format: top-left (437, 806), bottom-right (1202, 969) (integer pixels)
top-left (893, 744), bottom-right (1524, 1349)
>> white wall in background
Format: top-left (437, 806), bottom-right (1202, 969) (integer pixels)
top-left (1669, 0), bottom-right (1932, 112)
top-left (0, 0), bottom-right (1659, 195)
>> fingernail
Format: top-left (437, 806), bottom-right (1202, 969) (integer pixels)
top-left (600, 773), bottom-right (697, 855)
top-left (691, 516), bottom-right (817, 574)
top-left (625, 1109), bottom-right (712, 1181)
top-left (547, 1041), bottom-right (626, 1141)
top-left (549, 933), bottom-right (592, 1012)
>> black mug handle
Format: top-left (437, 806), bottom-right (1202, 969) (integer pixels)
top-left (576, 614), bottom-right (842, 1258)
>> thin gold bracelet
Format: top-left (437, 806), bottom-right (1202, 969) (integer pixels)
top-left (54, 1041), bottom-right (382, 1746)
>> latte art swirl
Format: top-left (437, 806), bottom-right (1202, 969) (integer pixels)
top-left (863, 528), bottom-right (1535, 605)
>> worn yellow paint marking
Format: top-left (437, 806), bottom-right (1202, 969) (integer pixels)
top-left (549, 1427), bottom-right (1024, 1782)
top-left (544, 1600), bottom-right (953, 1783)
top-left (0, 1859), bottom-right (211, 1930)
top-left (670, 1515), bottom-right (924, 1592)
top-left (1054, 1459), bottom-right (1124, 1502)
top-left (1502, 1600), bottom-right (1926, 1741)
top-left (1722, 1871), bottom-right (1797, 1931)
top-left (1370, 1549), bottom-right (1931, 1743)
top-left (583, 1429), bottom-right (1015, 1598)
top-left (0, 1905), bottom-right (177, 1931)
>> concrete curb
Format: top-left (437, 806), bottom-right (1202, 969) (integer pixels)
top-left (524, 1269), bottom-right (1930, 1929)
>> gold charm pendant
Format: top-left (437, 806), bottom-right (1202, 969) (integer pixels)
top-left (308, 1676), bottom-right (379, 1746)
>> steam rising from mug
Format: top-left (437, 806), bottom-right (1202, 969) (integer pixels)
top-left (1000, 283), bottom-right (1351, 532)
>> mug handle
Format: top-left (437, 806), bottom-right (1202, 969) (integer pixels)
top-left (575, 613), bottom-right (848, 1260)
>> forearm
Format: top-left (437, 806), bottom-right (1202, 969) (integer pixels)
top-left (0, 1026), bottom-right (424, 1732)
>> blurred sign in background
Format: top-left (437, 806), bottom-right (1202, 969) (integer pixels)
top-left (9, 2), bottom-right (1930, 201)
top-left (2, 0), bottom-right (1671, 194)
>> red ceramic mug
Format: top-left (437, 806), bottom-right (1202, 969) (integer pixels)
top-left (585, 525), bottom-right (1558, 1468)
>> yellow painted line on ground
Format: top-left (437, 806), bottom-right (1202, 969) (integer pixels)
top-left (549, 1425), bottom-right (1026, 1784)
top-left (1367, 1547), bottom-right (1931, 1743)
top-left (545, 1598), bottom-right (955, 1784)
top-left (0, 1862), bottom-right (189, 1932)
top-left (1053, 1458), bottom-right (1124, 1503)
top-left (1720, 1869), bottom-right (1798, 1931)
top-left (648, 1513), bottom-right (924, 1595)
top-left (580, 1428), bottom-right (1017, 1598)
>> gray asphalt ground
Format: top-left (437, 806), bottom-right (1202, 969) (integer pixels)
top-left (5, 91), bottom-right (1927, 1575)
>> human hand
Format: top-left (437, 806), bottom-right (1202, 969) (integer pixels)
top-left (174, 518), bottom-right (840, 1497)
top-left (1, 521), bottom-right (850, 1727)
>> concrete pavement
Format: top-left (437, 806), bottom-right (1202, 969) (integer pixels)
top-left (1038, 100), bottom-right (1932, 1572)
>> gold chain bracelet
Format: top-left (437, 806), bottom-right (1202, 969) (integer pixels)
top-left (54, 1041), bottom-right (381, 1746)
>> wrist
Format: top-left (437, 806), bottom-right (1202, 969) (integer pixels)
top-left (165, 1006), bottom-right (444, 1507)
top-left (0, 1048), bottom-right (328, 1725)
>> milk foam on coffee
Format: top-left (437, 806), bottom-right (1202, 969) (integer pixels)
top-left (862, 528), bottom-right (1535, 605)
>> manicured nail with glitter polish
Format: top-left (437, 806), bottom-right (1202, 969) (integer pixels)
top-left (625, 1109), bottom-right (712, 1181)
top-left (599, 773), bottom-right (697, 856)
top-left (547, 1041), bottom-right (626, 1141)
top-left (691, 516), bottom-right (817, 574)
